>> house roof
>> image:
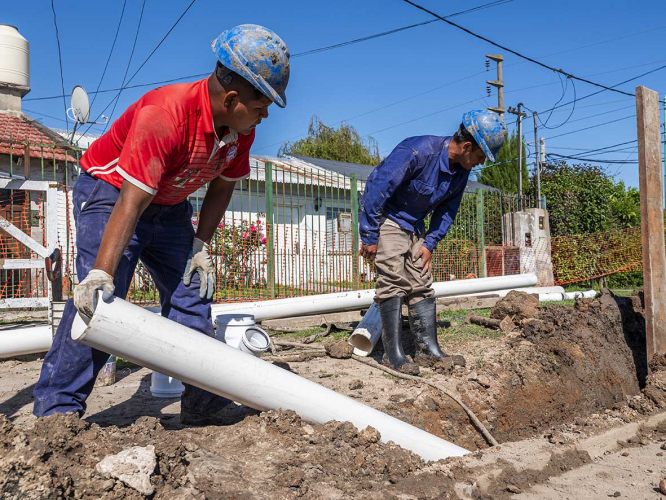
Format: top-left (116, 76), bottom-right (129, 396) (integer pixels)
top-left (465, 179), bottom-right (500, 193)
top-left (250, 155), bottom-right (365, 191)
top-left (0, 111), bottom-right (77, 163)
top-left (286, 154), bottom-right (499, 193)
top-left (287, 155), bottom-right (375, 179)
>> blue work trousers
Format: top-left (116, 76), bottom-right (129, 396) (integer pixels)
top-left (33, 172), bottom-right (215, 416)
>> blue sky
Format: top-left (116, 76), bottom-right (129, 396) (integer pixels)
top-left (4, 0), bottom-right (665, 188)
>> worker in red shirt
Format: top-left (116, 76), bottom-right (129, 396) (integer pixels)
top-left (33, 25), bottom-right (290, 426)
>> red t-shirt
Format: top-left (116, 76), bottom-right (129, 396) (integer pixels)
top-left (80, 78), bottom-right (253, 205)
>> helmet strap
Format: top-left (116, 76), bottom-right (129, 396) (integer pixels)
top-left (215, 63), bottom-right (234, 86)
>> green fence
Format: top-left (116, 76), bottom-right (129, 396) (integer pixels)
top-left (0, 138), bottom-right (533, 304)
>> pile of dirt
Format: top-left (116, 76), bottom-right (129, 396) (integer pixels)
top-left (385, 290), bottom-right (655, 448)
top-left (0, 410), bottom-right (457, 499)
top-left (490, 290), bottom-right (540, 323)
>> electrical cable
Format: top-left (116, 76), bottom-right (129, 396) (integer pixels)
top-left (101, 0), bottom-right (146, 134)
top-left (293, 0), bottom-right (512, 57)
top-left (539, 62), bottom-right (666, 114)
top-left (253, 69), bottom-right (489, 152)
top-left (402, 0), bottom-right (638, 97)
top-left (81, 0), bottom-right (197, 138)
top-left (546, 153), bottom-right (638, 164)
top-left (24, 23), bottom-right (666, 104)
top-left (89, 0), bottom-right (128, 110)
top-left (544, 115), bottom-right (635, 140)
top-left (50, 0), bottom-right (68, 132)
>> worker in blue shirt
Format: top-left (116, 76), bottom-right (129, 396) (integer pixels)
top-left (359, 110), bottom-right (507, 374)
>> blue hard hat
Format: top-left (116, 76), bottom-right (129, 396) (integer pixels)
top-left (461, 110), bottom-right (508, 163)
top-left (211, 24), bottom-right (290, 108)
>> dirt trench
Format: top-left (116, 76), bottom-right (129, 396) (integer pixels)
top-left (1, 290), bottom-right (665, 499)
top-left (383, 290), bottom-right (652, 448)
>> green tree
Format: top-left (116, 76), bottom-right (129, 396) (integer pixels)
top-left (540, 161), bottom-right (641, 237)
top-left (475, 130), bottom-right (529, 193)
top-left (278, 115), bottom-right (380, 166)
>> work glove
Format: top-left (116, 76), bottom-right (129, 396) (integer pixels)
top-left (74, 269), bottom-right (115, 318)
top-left (183, 237), bottom-right (215, 300)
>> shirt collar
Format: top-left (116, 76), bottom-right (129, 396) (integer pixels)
top-left (440, 137), bottom-right (458, 174)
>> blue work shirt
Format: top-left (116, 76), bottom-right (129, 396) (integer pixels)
top-left (360, 135), bottom-right (470, 252)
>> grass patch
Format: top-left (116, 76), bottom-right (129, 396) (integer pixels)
top-left (438, 307), bottom-right (491, 320)
top-left (438, 323), bottom-right (504, 344)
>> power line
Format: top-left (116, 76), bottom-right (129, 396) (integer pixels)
top-left (402, 0), bottom-right (641, 97)
top-left (546, 153), bottom-right (638, 164)
top-left (82, 0), bottom-right (197, 137)
top-left (24, 25), bottom-right (666, 105)
top-left (23, 108), bottom-right (67, 124)
top-left (503, 25), bottom-right (666, 71)
top-left (102, 0), bottom-right (146, 135)
top-left (90, 0), bottom-right (128, 110)
top-left (549, 139), bottom-right (638, 155)
top-left (23, 0), bottom-right (507, 106)
top-left (253, 69), bottom-right (489, 152)
top-left (50, 0), bottom-right (68, 132)
top-left (293, 0), bottom-right (512, 57)
top-left (539, 62), bottom-right (666, 114)
top-left (361, 96), bottom-right (486, 137)
top-left (25, 73), bottom-right (210, 102)
top-left (544, 114), bottom-right (635, 140)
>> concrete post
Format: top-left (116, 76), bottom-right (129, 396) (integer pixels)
top-left (636, 86), bottom-right (666, 360)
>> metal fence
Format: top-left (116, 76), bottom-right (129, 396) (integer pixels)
top-left (0, 138), bottom-right (536, 306)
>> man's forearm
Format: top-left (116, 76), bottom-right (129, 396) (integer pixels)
top-left (195, 178), bottom-right (236, 243)
top-left (93, 181), bottom-right (154, 276)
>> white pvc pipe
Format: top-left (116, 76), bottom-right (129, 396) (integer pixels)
top-left (562, 290), bottom-right (597, 300)
top-left (349, 285), bottom-right (566, 356)
top-left (0, 325), bottom-right (52, 358)
top-left (450, 286), bottom-right (565, 299)
top-left (70, 295), bottom-right (468, 461)
top-left (212, 274), bottom-right (538, 322)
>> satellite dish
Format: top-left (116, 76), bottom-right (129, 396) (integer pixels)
top-left (68, 85), bottom-right (90, 124)
top-left (66, 85), bottom-right (109, 144)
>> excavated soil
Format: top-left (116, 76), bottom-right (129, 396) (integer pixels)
top-left (1, 289), bottom-right (665, 498)
top-left (0, 410), bottom-right (457, 499)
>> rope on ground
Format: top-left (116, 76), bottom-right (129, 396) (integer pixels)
top-left (351, 354), bottom-right (499, 447)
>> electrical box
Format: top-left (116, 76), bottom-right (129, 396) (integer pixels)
top-left (337, 212), bottom-right (352, 233)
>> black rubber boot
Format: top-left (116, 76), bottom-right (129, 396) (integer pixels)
top-left (409, 297), bottom-right (449, 359)
top-left (180, 385), bottom-right (256, 426)
top-left (379, 296), bottom-right (419, 375)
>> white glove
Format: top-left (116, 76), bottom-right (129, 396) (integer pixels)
top-left (183, 237), bottom-right (215, 300)
top-left (74, 269), bottom-right (115, 318)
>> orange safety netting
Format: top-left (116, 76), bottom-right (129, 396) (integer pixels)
top-left (551, 227), bottom-right (643, 286)
top-left (0, 189), bottom-right (49, 301)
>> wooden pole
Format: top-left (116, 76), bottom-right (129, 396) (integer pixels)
top-left (636, 86), bottom-right (666, 361)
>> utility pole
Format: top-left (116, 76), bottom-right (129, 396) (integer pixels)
top-left (533, 111), bottom-right (540, 206)
top-left (486, 54), bottom-right (504, 116)
top-left (636, 86), bottom-right (666, 361)
top-left (507, 104), bottom-right (526, 210)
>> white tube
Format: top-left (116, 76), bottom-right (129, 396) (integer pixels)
top-left (562, 290), bottom-right (597, 300)
top-left (212, 274), bottom-right (538, 322)
top-left (71, 295), bottom-right (468, 461)
top-left (0, 325), bottom-right (52, 358)
top-left (350, 302), bottom-right (381, 356)
top-left (349, 278), bottom-right (544, 357)
top-left (450, 286), bottom-right (565, 299)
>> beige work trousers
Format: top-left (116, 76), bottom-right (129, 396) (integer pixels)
top-left (374, 219), bottom-right (434, 306)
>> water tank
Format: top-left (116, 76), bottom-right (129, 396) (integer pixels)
top-left (0, 25), bottom-right (30, 88)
